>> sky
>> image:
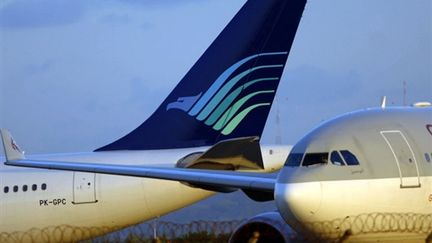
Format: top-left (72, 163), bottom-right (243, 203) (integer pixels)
top-left (0, 0), bottom-right (431, 155)
top-left (0, 0), bottom-right (431, 225)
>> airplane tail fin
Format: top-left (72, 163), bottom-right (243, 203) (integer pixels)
top-left (1, 129), bottom-right (25, 161)
top-left (96, 0), bottom-right (306, 151)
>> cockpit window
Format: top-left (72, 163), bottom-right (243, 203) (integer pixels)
top-left (302, 153), bottom-right (328, 166)
top-left (340, 150), bottom-right (360, 165)
top-left (285, 153), bottom-right (304, 167)
top-left (330, 151), bottom-right (345, 166)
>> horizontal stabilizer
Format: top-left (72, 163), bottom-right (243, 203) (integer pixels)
top-left (0, 129), bottom-right (25, 161)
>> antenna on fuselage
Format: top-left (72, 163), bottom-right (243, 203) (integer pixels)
top-left (381, 96), bottom-right (387, 109)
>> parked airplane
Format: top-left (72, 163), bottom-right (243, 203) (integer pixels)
top-left (5, 0), bottom-right (430, 242)
top-left (0, 0), bottom-right (306, 242)
top-left (13, 106), bottom-right (431, 242)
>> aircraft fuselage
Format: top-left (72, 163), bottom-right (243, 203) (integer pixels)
top-left (0, 145), bottom-right (289, 242)
top-left (276, 107), bottom-right (432, 242)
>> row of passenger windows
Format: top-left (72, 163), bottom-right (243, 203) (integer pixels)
top-left (286, 150), bottom-right (360, 167)
top-left (3, 183), bottom-right (47, 193)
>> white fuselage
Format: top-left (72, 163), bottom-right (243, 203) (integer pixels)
top-left (275, 108), bottom-right (432, 242)
top-left (0, 145), bottom-right (290, 242)
top-left (276, 177), bottom-right (432, 242)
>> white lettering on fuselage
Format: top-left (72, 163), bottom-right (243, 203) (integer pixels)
top-left (39, 198), bottom-right (67, 206)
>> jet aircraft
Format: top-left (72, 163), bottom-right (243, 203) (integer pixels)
top-left (11, 106), bottom-right (431, 242)
top-left (0, 0), bottom-right (305, 242)
top-left (4, 0), bottom-right (432, 242)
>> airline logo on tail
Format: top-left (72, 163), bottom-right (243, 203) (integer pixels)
top-left (167, 52), bottom-right (287, 135)
top-left (11, 138), bottom-right (21, 152)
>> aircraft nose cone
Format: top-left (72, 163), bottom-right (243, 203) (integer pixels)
top-left (275, 175), bottom-right (322, 225)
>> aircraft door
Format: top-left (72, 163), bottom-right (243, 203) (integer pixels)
top-left (381, 131), bottom-right (421, 188)
top-left (73, 172), bottom-right (98, 204)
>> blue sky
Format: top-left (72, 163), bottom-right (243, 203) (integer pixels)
top-left (0, 0), bottom-right (431, 154)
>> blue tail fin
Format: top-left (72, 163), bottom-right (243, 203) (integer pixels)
top-left (96, 0), bottom-right (306, 151)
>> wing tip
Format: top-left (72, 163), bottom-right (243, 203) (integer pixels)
top-left (0, 129), bottom-right (26, 161)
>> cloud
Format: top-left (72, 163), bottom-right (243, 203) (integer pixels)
top-left (0, 0), bottom-right (87, 29)
top-left (99, 13), bottom-right (130, 25)
top-left (23, 59), bottom-right (56, 77)
top-left (111, 0), bottom-right (198, 7)
top-left (0, 0), bottom-right (208, 30)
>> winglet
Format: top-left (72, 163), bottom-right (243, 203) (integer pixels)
top-left (0, 129), bottom-right (25, 161)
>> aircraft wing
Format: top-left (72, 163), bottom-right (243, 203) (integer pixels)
top-left (1, 129), bottom-right (275, 193)
top-left (5, 159), bottom-right (276, 192)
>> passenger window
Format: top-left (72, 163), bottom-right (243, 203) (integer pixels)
top-left (4, 187), bottom-right (9, 193)
top-left (13, 185), bottom-right (18, 192)
top-left (302, 153), bottom-right (329, 166)
top-left (340, 150), bottom-right (360, 165)
top-left (425, 153), bottom-right (431, 162)
top-left (23, 185), bottom-right (28, 192)
top-left (41, 183), bottom-right (47, 190)
top-left (32, 184), bottom-right (37, 191)
top-left (285, 153), bottom-right (304, 167)
top-left (330, 151), bottom-right (345, 166)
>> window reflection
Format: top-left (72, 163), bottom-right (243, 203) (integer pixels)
top-left (330, 151), bottom-right (345, 166)
top-left (340, 150), bottom-right (360, 165)
top-left (285, 153), bottom-right (304, 167)
top-left (302, 153), bottom-right (329, 166)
